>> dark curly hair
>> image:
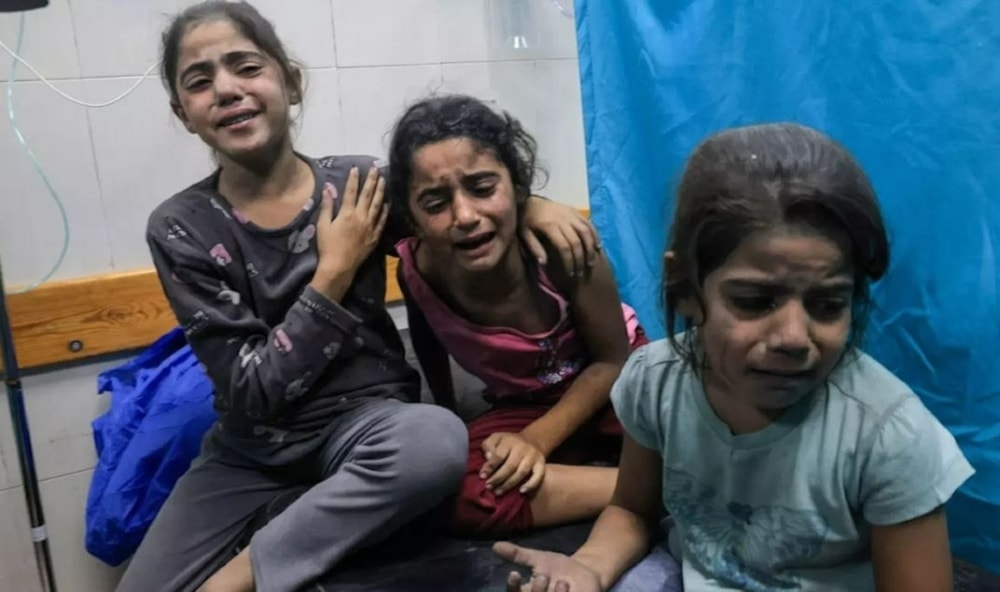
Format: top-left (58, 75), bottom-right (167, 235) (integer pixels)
top-left (386, 94), bottom-right (544, 228)
top-left (665, 122), bottom-right (890, 367)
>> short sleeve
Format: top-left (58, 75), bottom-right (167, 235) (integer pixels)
top-left (860, 395), bottom-right (975, 525)
top-left (610, 345), bottom-right (664, 451)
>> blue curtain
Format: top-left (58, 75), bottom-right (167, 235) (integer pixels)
top-left (576, 0), bottom-right (999, 572)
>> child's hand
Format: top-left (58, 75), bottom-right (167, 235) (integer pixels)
top-left (317, 167), bottom-right (388, 275)
top-left (520, 198), bottom-right (601, 278)
top-left (494, 542), bottom-right (602, 592)
top-left (480, 432), bottom-right (546, 496)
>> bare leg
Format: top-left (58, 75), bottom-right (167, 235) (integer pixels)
top-left (198, 548), bottom-right (254, 592)
top-left (529, 464), bottom-right (618, 528)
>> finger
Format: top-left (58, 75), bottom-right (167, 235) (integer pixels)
top-left (520, 462), bottom-right (545, 495)
top-left (530, 573), bottom-right (551, 592)
top-left (485, 441), bottom-right (512, 474)
top-left (487, 454), bottom-right (522, 491)
top-left (496, 455), bottom-right (534, 496)
top-left (320, 183), bottom-right (335, 221)
top-left (564, 226), bottom-right (587, 278)
top-left (571, 217), bottom-right (599, 267)
top-left (556, 227), bottom-right (583, 278)
top-left (357, 166), bottom-right (378, 210)
top-left (520, 227), bottom-right (548, 265)
top-left (342, 167), bottom-right (360, 209)
top-left (554, 581), bottom-right (570, 592)
top-left (369, 175), bottom-right (386, 218)
top-left (373, 205), bottom-right (389, 237)
top-left (494, 542), bottom-right (541, 567)
top-left (506, 571), bottom-right (524, 592)
top-left (480, 432), bottom-right (501, 454)
top-left (481, 443), bottom-right (509, 479)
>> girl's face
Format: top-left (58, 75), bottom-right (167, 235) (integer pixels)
top-left (408, 137), bottom-right (519, 274)
top-left (684, 226), bottom-right (854, 411)
top-left (171, 20), bottom-right (298, 162)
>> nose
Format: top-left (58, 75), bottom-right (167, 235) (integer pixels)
top-left (767, 300), bottom-right (811, 358)
top-left (213, 71), bottom-right (243, 106)
top-left (451, 193), bottom-right (480, 230)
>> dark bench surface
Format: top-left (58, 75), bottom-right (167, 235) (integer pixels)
top-left (318, 521), bottom-right (1000, 592)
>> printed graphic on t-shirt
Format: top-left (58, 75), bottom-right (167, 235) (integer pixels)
top-left (287, 224), bottom-right (316, 254)
top-left (665, 467), bottom-right (830, 591)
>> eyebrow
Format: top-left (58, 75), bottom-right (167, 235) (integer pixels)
top-left (178, 50), bottom-right (265, 83)
top-left (721, 277), bottom-right (855, 292)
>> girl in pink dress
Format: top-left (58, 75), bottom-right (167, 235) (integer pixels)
top-left (388, 94), bottom-right (649, 538)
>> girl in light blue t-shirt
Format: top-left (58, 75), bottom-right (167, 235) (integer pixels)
top-left (494, 123), bottom-right (974, 592)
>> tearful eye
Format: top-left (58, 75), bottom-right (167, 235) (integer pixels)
top-left (809, 297), bottom-right (849, 320)
top-left (471, 183), bottom-right (496, 197)
top-left (731, 296), bottom-right (777, 314)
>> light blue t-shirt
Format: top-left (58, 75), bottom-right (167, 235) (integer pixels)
top-left (611, 339), bottom-right (975, 592)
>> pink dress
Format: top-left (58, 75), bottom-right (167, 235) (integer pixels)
top-left (395, 237), bottom-right (644, 405)
top-left (395, 237), bottom-right (648, 537)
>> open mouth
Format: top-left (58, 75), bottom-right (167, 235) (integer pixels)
top-left (749, 368), bottom-right (812, 380)
top-left (218, 111), bottom-right (259, 128)
top-left (454, 232), bottom-right (496, 251)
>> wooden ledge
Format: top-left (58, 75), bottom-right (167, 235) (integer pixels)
top-left (4, 257), bottom-right (403, 371)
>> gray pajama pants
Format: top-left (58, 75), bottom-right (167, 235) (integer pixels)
top-left (115, 399), bottom-right (467, 592)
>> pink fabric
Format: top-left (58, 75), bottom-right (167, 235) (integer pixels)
top-left (395, 237), bottom-right (644, 404)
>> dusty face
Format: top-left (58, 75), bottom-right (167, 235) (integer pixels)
top-left (684, 226), bottom-right (854, 412)
top-left (171, 20), bottom-right (298, 162)
top-left (407, 137), bottom-right (519, 274)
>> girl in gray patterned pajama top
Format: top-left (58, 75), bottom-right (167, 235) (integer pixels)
top-left (115, 3), bottom-right (599, 592)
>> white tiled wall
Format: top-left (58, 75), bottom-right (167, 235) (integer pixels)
top-left (0, 1), bottom-right (585, 590)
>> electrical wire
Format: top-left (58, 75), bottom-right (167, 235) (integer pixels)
top-left (0, 32), bottom-right (159, 108)
top-left (2, 13), bottom-right (158, 293)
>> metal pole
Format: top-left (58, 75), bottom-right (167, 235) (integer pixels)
top-left (0, 257), bottom-right (57, 592)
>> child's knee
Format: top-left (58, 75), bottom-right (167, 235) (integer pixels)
top-left (390, 404), bottom-right (467, 490)
top-left (451, 471), bottom-right (533, 537)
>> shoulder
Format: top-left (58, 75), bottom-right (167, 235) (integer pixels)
top-left (611, 337), bottom-right (694, 449)
top-left (146, 174), bottom-right (220, 241)
top-left (828, 352), bottom-right (975, 524)
top-left (314, 154), bottom-right (386, 177)
top-left (826, 350), bottom-right (915, 419)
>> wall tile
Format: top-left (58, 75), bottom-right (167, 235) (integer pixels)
top-left (84, 75), bottom-right (213, 271)
top-left (42, 470), bottom-right (125, 592)
top-left (0, 0), bottom-right (79, 82)
top-left (0, 486), bottom-right (43, 592)
top-left (69, 0), bottom-right (179, 79)
top-left (333, 0), bottom-right (488, 67)
top-left (293, 67), bottom-right (346, 158)
top-left (338, 64), bottom-right (442, 157)
top-left (0, 79), bottom-right (112, 287)
top-left (440, 60), bottom-right (537, 130)
top-left (533, 59), bottom-right (588, 208)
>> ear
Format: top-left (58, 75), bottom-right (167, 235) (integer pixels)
top-left (288, 68), bottom-right (304, 105)
top-left (171, 101), bottom-right (196, 134)
top-left (664, 250), bottom-right (704, 323)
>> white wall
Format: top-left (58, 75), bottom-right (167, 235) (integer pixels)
top-left (0, 1), bottom-right (586, 590)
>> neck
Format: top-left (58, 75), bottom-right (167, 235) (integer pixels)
top-left (447, 243), bottom-right (527, 304)
top-left (702, 372), bottom-right (785, 435)
top-left (216, 139), bottom-right (303, 205)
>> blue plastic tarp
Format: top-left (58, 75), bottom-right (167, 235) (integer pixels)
top-left (85, 328), bottom-right (216, 566)
top-left (576, 0), bottom-right (999, 572)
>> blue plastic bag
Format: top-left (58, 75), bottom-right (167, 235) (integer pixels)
top-left (85, 328), bottom-right (217, 566)
top-left (576, 0), bottom-right (1000, 572)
